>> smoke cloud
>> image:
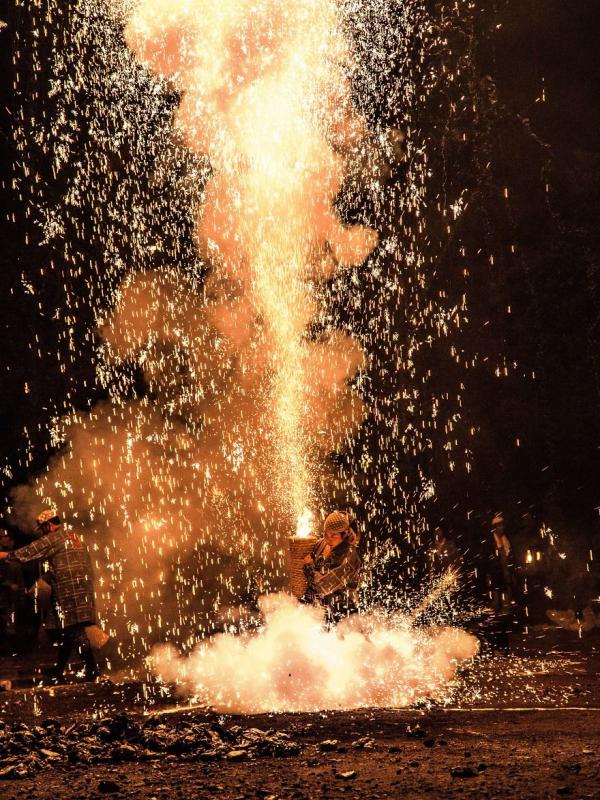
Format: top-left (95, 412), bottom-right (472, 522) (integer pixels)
top-left (151, 592), bottom-right (479, 712)
top-left (10, 0), bottom-right (380, 651)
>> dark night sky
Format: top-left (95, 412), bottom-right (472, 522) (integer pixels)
top-left (471, 0), bottom-right (600, 529)
top-left (0, 0), bottom-right (598, 548)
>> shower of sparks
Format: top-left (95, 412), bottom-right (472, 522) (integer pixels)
top-left (408, 567), bottom-right (458, 622)
top-left (448, 652), bottom-right (594, 709)
top-left (121, 0), bottom-right (380, 524)
top-left (7, 0), bottom-right (537, 676)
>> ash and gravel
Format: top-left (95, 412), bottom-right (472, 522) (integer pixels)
top-left (1, 630), bottom-right (599, 798)
top-left (0, 714), bottom-right (300, 779)
top-left (0, 707), bottom-right (599, 799)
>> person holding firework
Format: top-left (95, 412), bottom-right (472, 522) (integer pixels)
top-left (302, 510), bottom-right (362, 623)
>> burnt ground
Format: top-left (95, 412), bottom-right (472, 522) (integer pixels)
top-left (1, 628), bottom-right (600, 799)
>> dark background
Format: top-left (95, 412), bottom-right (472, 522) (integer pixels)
top-left (0, 1), bottom-right (598, 563)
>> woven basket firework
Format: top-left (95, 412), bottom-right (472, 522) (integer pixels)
top-left (289, 536), bottom-right (318, 598)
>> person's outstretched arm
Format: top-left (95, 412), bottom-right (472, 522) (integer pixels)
top-left (5, 532), bottom-right (63, 563)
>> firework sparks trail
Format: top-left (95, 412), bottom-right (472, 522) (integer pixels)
top-left (124, 0), bottom-right (378, 523)
top-left (119, 0), bottom-right (481, 696)
top-left (9, 0), bottom-right (483, 678)
top-left (408, 567), bottom-right (458, 622)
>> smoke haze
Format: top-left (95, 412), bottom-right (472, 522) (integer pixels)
top-left (10, 0), bottom-right (382, 651)
top-left (151, 593), bottom-right (479, 712)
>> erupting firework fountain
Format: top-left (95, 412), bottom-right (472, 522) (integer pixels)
top-left (8, 0), bottom-right (481, 706)
top-left (118, 0), bottom-right (477, 707)
top-left (123, 0), bottom-right (379, 524)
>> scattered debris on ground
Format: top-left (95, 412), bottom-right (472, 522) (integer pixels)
top-left (0, 714), bottom-right (300, 778)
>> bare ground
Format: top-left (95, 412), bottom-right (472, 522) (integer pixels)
top-left (1, 628), bottom-right (599, 799)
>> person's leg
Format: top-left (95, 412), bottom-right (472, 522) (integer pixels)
top-left (56, 624), bottom-right (99, 680)
top-left (55, 625), bottom-right (76, 678)
top-left (74, 625), bottom-right (99, 680)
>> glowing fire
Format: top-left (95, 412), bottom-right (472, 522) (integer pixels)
top-left (295, 507), bottom-right (314, 539)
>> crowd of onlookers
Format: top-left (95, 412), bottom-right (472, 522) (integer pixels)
top-left (428, 512), bottom-right (600, 648)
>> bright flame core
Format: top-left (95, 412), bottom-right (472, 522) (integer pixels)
top-left (295, 507), bottom-right (314, 539)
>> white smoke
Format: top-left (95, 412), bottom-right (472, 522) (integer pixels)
top-left (150, 593), bottom-right (479, 712)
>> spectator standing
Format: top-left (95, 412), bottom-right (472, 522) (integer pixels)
top-left (0, 510), bottom-right (99, 681)
top-left (483, 513), bottom-right (516, 653)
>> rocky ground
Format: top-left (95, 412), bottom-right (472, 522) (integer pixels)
top-left (0, 628), bottom-right (599, 799)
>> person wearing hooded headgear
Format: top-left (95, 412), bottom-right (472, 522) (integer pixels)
top-left (0, 509), bottom-right (99, 682)
top-left (302, 511), bottom-right (362, 623)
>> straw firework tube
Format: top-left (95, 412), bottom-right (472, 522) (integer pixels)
top-left (289, 536), bottom-right (318, 598)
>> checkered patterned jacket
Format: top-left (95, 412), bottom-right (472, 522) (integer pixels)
top-left (11, 529), bottom-right (96, 628)
top-left (305, 537), bottom-right (361, 599)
